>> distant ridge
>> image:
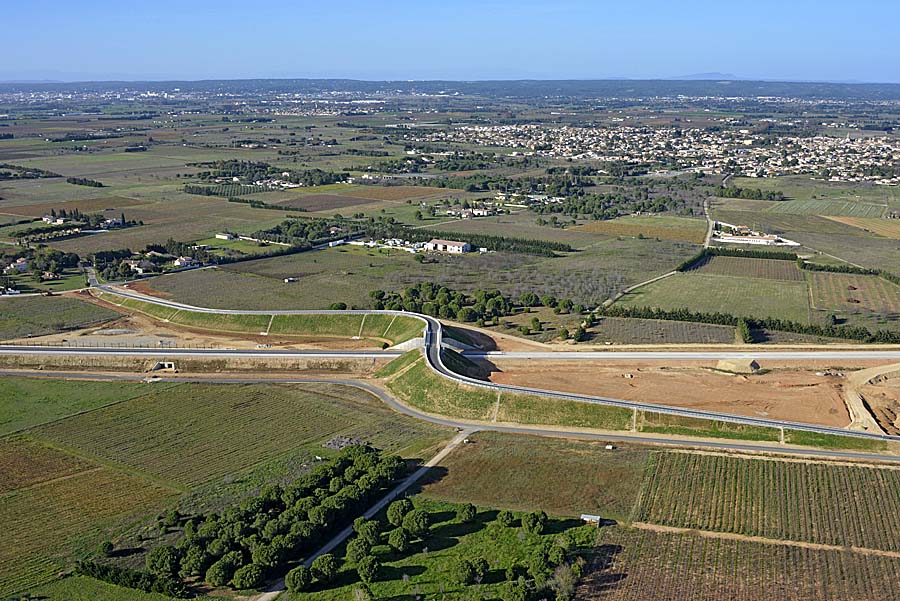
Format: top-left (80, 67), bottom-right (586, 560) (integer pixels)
top-left (671, 72), bottom-right (738, 80)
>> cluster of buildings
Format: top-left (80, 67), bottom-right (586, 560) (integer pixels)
top-left (409, 124), bottom-right (900, 184)
top-left (348, 237), bottom-right (476, 254)
top-left (712, 222), bottom-right (800, 246)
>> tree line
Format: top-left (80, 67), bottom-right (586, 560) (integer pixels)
top-left (66, 176), bottom-right (104, 187)
top-left (86, 445), bottom-right (406, 596)
top-left (718, 186), bottom-right (786, 201)
top-left (599, 304), bottom-right (900, 344)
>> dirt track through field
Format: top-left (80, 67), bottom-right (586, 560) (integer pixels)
top-left (631, 522), bottom-right (900, 559)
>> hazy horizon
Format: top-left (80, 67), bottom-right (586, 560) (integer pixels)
top-left (3, 0), bottom-right (899, 84)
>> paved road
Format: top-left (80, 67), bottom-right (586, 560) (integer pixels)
top-left (0, 346), bottom-right (401, 360)
top-left (25, 281), bottom-right (900, 444)
top-left (471, 350), bottom-right (900, 360)
top-left (5, 369), bottom-right (900, 465)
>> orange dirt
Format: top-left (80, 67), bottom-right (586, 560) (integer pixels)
top-left (485, 359), bottom-right (859, 427)
top-left (861, 379), bottom-right (900, 435)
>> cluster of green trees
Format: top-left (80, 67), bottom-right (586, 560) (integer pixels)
top-left (0, 163), bottom-right (61, 180)
top-left (190, 160), bottom-right (348, 187)
top-left (718, 186), bottom-right (786, 201)
top-left (288, 501), bottom-right (584, 601)
top-left (75, 559), bottom-right (189, 598)
top-left (364, 219), bottom-right (572, 256)
top-left (226, 196), bottom-right (305, 212)
top-left (183, 184), bottom-right (268, 197)
top-left (252, 218), bottom-right (358, 247)
top-left (432, 152), bottom-right (496, 171)
top-left (371, 284), bottom-right (518, 324)
top-left (531, 192), bottom-right (680, 221)
top-left (599, 305), bottom-right (900, 344)
top-left (798, 259), bottom-right (900, 287)
top-left (66, 176), bottom-right (104, 187)
top-left (92, 446), bottom-right (405, 596)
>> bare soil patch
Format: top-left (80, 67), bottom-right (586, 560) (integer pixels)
top-left (862, 379), bottom-right (900, 435)
top-left (486, 359), bottom-right (853, 427)
top-left (275, 193), bottom-right (373, 212)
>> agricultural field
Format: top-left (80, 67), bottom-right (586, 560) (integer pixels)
top-left (570, 215), bottom-right (707, 244)
top-left (274, 192), bottom-right (376, 212)
top-left (341, 184), bottom-right (449, 201)
top-left (422, 432), bottom-right (650, 520)
top-left (711, 206), bottom-right (900, 274)
top-left (0, 376), bottom-right (163, 435)
top-left (0, 464), bottom-right (177, 597)
top-left (591, 316), bottom-right (736, 344)
top-left (34, 382), bottom-right (449, 487)
top-left (29, 576), bottom-right (178, 601)
top-left (730, 175), bottom-right (900, 207)
top-left (0, 294), bottom-right (119, 340)
top-left (633, 452), bottom-right (900, 550)
top-left (765, 198), bottom-right (887, 217)
top-left (825, 215), bottom-right (900, 239)
top-left (579, 525), bottom-right (900, 601)
top-left (690, 255), bottom-right (805, 281)
top-left (617, 272), bottom-right (812, 323)
top-left (0, 436), bottom-right (94, 493)
top-left (807, 271), bottom-right (900, 326)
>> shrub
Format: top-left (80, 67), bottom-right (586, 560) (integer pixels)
top-left (285, 565), bottom-right (312, 592)
top-left (346, 537), bottom-right (371, 564)
top-left (387, 498), bottom-right (413, 527)
top-left (388, 527), bottom-right (411, 553)
top-left (402, 508), bottom-right (431, 538)
top-left (357, 555), bottom-right (382, 584)
top-left (205, 551), bottom-right (242, 587)
top-left (146, 545), bottom-right (179, 578)
top-left (98, 541), bottom-right (114, 557)
top-left (522, 510), bottom-right (548, 535)
top-left (456, 503), bottom-right (477, 523)
top-left (497, 510), bottom-right (516, 527)
top-left (312, 553), bottom-right (338, 583)
top-left (232, 563), bottom-right (265, 589)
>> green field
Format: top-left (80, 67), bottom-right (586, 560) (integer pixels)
top-left (0, 376), bottom-right (162, 435)
top-left (617, 272), bottom-right (812, 323)
top-left (33, 382), bottom-right (448, 487)
top-left (1, 377), bottom-right (451, 596)
top-left (294, 497), bottom-right (595, 601)
top-left (0, 295), bottom-right (119, 340)
top-left (1, 464), bottom-right (177, 597)
top-left (765, 199), bottom-right (886, 217)
top-left (422, 431), bottom-right (650, 520)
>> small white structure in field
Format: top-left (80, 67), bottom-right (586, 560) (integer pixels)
top-left (424, 239), bottom-right (471, 254)
top-left (216, 232), bottom-right (235, 240)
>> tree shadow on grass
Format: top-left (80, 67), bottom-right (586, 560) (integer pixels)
top-left (544, 517), bottom-right (584, 536)
top-left (578, 543), bottom-right (628, 595)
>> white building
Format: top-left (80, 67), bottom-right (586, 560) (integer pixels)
top-left (215, 233), bottom-right (235, 240)
top-left (424, 239), bottom-right (471, 254)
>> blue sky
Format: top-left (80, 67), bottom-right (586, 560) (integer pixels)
top-left (3, 0), bottom-right (898, 82)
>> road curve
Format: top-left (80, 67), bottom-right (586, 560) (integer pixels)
top-left (4, 369), bottom-right (900, 464)
top-left (42, 282), bottom-right (900, 444)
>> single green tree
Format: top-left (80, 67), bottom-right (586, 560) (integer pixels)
top-left (285, 565), bottom-right (312, 592)
top-left (387, 498), bottom-right (413, 527)
top-left (357, 555), bottom-right (381, 584)
top-left (456, 503), bottom-right (477, 523)
top-left (387, 527), bottom-right (411, 553)
top-left (232, 563), bottom-right (264, 590)
top-left (312, 553), bottom-right (338, 583)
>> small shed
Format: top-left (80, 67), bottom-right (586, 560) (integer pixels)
top-left (581, 514), bottom-right (603, 526)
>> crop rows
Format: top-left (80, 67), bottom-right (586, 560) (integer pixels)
top-left (0, 437), bottom-right (93, 493)
top-left (34, 383), bottom-right (443, 487)
top-left (593, 316), bottom-right (735, 344)
top-left (765, 199), bottom-right (886, 218)
top-left (572, 219), bottom-right (706, 244)
top-left (634, 452), bottom-right (900, 551)
top-left (826, 216), bottom-right (900, 239)
top-left (808, 271), bottom-right (900, 315)
top-left (578, 526), bottom-right (900, 601)
top-left (693, 256), bottom-right (805, 281)
top-left (0, 466), bottom-right (175, 597)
